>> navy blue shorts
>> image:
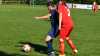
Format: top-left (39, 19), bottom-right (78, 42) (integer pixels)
top-left (48, 25), bottom-right (59, 38)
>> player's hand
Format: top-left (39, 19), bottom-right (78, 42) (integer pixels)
top-left (58, 26), bottom-right (61, 30)
top-left (34, 17), bottom-right (40, 19)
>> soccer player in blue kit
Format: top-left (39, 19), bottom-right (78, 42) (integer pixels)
top-left (34, 0), bottom-right (59, 56)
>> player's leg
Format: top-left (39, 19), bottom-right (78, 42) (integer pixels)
top-left (46, 25), bottom-right (59, 52)
top-left (45, 36), bottom-right (56, 56)
top-left (93, 8), bottom-right (97, 14)
top-left (45, 35), bottom-right (54, 53)
top-left (59, 29), bottom-right (66, 56)
top-left (45, 26), bottom-right (58, 56)
top-left (94, 8), bottom-right (98, 14)
top-left (65, 27), bottom-right (78, 54)
top-left (65, 37), bottom-right (78, 54)
top-left (59, 38), bottom-right (65, 56)
top-left (93, 9), bottom-right (96, 14)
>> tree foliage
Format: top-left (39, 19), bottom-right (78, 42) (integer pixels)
top-left (1, 0), bottom-right (100, 5)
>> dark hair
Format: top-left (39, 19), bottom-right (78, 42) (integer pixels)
top-left (60, 0), bottom-right (66, 5)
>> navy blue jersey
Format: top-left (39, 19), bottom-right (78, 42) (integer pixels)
top-left (50, 8), bottom-right (59, 27)
top-left (48, 7), bottom-right (59, 38)
top-left (47, 0), bottom-right (59, 37)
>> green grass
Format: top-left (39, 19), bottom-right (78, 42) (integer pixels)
top-left (0, 5), bottom-right (100, 56)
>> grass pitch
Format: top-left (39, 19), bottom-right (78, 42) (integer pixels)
top-left (0, 5), bottom-right (100, 56)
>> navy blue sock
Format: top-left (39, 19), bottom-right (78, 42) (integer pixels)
top-left (46, 39), bottom-right (53, 53)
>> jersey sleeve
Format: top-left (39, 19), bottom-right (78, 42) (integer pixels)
top-left (58, 5), bottom-right (63, 13)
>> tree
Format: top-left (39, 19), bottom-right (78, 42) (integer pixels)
top-left (0, 0), bottom-right (2, 4)
top-left (34, 0), bottom-right (47, 5)
top-left (97, 0), bottom-right (100, 4)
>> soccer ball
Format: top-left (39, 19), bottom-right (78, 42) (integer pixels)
top-left (22, 44), bottom-right (31, 52)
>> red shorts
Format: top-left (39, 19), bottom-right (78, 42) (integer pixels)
top-left (93, 8), bottom-right (97, 11)
top-left (92, 6), bottom-right (98, 12)
top-left (60, 25), bottom-right (73, 39)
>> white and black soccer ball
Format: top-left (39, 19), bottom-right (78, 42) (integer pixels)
top-left (22, 44), bottom-right (31, 52)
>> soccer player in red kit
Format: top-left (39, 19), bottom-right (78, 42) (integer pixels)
top-left (57, 0), bottom-right (78, 56)
top-left (92, 1), bottom-right (98, 14)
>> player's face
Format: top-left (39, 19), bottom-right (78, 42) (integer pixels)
top-left (93, 2), bottom-right (96, 4)
top-left (59, 0), bottom-right (66, 5)
top-left (59, 1), bottom-right (63, 5)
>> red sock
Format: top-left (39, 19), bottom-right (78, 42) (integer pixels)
top-left (59, 38), bottom-right (65, 55)
top-left (66, 37), bottom-right (76, 50)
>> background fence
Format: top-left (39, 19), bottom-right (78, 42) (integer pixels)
top-left (0, 0), bottom-right (49, 8)
top-left (0, 0), bottom-right (100, 9)
top-left (0, 0), bottom-right (100, 5)
top-left (0, 0), bottom-right (48, 5)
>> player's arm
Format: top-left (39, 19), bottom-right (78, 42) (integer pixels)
top-left (96, 4), bottom-right (98, 11)
top-left (92, 4), bottom-right (94, 10)
top-left (59, 12), bottom-right (62, 30)
top-left (58, 5), bottom-right (62, 30)
top-left (34, 14), bottom-right (51, 20)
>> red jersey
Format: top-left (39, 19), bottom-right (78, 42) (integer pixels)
top-left (58, 4), bottom-right (73, 26)
top-left (92, 2), bottom-right (98, 10)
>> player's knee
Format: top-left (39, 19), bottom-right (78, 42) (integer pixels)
top-left (59, 38), bottom-right (64, 43)
top-left (45, 35), bottom-right (52, 42)
top-left (66, 37), bottom-right (70, 40)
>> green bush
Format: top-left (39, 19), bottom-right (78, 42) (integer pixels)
top-left (1, 0), bottom-right (100, 5)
